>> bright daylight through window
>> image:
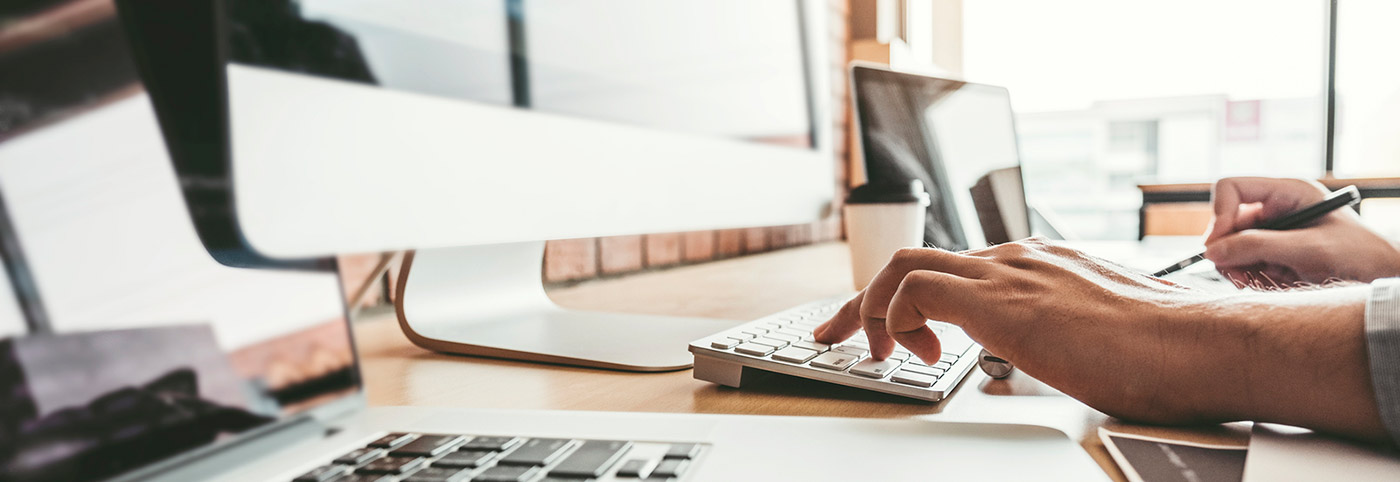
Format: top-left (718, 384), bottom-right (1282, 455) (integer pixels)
top-left (964, 0), bottom-right (1336, 239)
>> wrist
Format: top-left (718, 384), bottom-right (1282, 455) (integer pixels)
top-left (1158, 297), bottom-right (1270, 423)
top-left (1226, 286), bottom-right (1383, 438)
top-left (1386, 238), bottom-right (1400, 279)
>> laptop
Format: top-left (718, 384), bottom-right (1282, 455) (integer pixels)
top-left (0, 11), bottom-right (1110, 482)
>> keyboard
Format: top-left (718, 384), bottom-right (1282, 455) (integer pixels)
top-left (689, 296), bottom-right (981, 402)
top-left (293, 432), bottom-right (706, 482)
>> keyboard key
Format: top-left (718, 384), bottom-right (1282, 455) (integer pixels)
top-left (771, 346), bottom-right (818, 364)
top-left (710, 338), bottom-right (742, 349)
top-left (334, 447), bottom-right (385, 466)
top-left (340, 475), bottom-right (393, 482)
top-left (549, 440), bottom-right (632, 478)
top-left (850, 358), bottom-right (903, 379)
top-left (939, 353), bottom-right (959, 364)
top-left (886, 352), bottom-right (911, 361)
top-left (651, 459), bottom-right (690, 478)
top-left (357, 456), bottom-right (426, 474)
top-left (891, 370), bottom-right (938, 388)
top-left (792, 340), bottom-right (831, 352)
top-left (461, 436), bottom-right (523, 452)
top-left (750, 337), bottom-right (789, 349)
top-left (295, 465), bottom-right (351, 482)
top-left (403, 466), bottom-right (473, 482)
top-left (616, 459), bottom-right (649, 478)
top-left (844, 341), bottom-right (870, 350)
top-left (729, 332), bottom-right (756, 340)
top-left (734, 342), bottom-right (775, 357)
top-left (367, 433), bottom-right (417, 449)
top-left (473, 465), bottom-right (543, 482)
top-left (390, 435), bottom-right (466, 457)
top-left (498, 438), bottom-right (574, 466)
top-left (832, 346), bottom-right (868, 357)
top-left (742, 328), bottom-right (768, 337)
top-left (899, 364), bottom-right (946, 377)
top-left (766, 333), bottom-right (800, 343)
top-left (435, 450), bottom-right (496, 468)
top-left (939, 332), bottom-right (975, 354)
top-left (664, 443), bottom-right (701, 459)
top-left (932, 361), bottom-right (953, 371)
top-left (810, 351), bottom-right (860, 371)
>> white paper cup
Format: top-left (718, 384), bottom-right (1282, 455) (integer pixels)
top-left (844, 181), bottom-right (930, 290)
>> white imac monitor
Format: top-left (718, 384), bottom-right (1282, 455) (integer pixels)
top-left (116, 0), bottom-right (834, 371)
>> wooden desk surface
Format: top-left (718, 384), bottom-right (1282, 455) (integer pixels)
top-left (354, 242), bottom-right (1251, 481)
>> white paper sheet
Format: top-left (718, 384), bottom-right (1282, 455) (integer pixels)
top-left (1243, 423), bottom-right (1400, 481)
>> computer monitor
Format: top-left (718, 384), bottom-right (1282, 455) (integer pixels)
top-left (115, 0), bottom-right (835, 371)
top-left (851, 65), bottom-right (1030, 251)
top-left (0, 6), bottom-right (360, 477)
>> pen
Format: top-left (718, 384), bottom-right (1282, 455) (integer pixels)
top-left (1151, 185), bottom-right (1362, 277)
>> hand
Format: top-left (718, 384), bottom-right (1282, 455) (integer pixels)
top-left (1204, 177), bottom-right (1400, 285)
top-left (813, 240), bottom-right (1386, 440)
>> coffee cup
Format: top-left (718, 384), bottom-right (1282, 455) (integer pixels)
top-left (844, 180), bottom-right (930, 290)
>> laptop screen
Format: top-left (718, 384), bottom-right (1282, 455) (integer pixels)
top-left (0, 3), bottom-right (359, 481)
top-left (853, 66), bottom-right (1025, 250)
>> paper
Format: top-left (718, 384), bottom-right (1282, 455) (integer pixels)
top-left (1243, 423), bottom-right (1400, 481)
top-left (1099, 428), bottom-right (1247, 482)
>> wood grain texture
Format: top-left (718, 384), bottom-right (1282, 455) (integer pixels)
top-left (356, 242), bottom-right (1248, 481)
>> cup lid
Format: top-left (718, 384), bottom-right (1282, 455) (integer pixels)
top-left (846, 179), bottom-right (931, 206)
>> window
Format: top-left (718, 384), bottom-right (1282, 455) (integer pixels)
top-left (1333, 0), bottom-right (1400, 177)
top-left (963, 0), bottom-right (1327, 239)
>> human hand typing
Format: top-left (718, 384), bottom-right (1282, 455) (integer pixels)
top-left (810, 239), bottom-right (1386, 441)
top-left (812, 240), bottom-right (1219, 421)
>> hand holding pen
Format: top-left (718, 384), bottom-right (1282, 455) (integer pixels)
top-left (1155, 178), bottom-right (1400, 285)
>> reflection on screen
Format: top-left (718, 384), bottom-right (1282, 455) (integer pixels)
top-left (855, 68), bottom-right (1021, 250)
top-left (227, 0), bottom-right (814, 148)
top-left (0, 3), bottom-right (358, 480)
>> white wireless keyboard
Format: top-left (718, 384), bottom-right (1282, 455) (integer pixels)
top-left (689, 296), bottom-right (981, 402)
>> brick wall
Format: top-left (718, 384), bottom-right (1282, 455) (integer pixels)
top-left (342, 0), bottom-right (855, 303)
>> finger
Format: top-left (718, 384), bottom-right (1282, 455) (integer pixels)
top-left (863, 310), bottom-right (897, 360)
top-left (884, 270), bottom-right (981, 362)
top-left (1206, 177), bottom-right (1327, 243)
top-left (860, 248), bottom-right (989, 324)
top-left (1205, 178), bottom-right (1244, 243)
top-left (1204, 229), bottom-right (1315, 270)
top-left (814, 291), bottom-right (864, 345)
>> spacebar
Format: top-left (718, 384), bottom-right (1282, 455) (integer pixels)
top-left (548, 440), bottom-right (633, 478)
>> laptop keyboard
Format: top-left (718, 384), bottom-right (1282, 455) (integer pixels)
top-left (689, 297), bottom-right (980, 402)
top-left (294, 433), bottom-right (705, 482)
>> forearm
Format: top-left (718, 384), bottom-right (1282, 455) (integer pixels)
top-left (1210, 286), bottom-right (1387, 441)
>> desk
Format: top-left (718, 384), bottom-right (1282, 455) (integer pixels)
top-left (354, 242), bottom-right (1251, 481)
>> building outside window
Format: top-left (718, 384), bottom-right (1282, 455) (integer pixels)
top-left (962, 0), bottom-right (1355, 239)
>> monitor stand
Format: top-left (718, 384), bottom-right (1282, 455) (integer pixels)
top-left (393, 242), bottom-right (741, 372)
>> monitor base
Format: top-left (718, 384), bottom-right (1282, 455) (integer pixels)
top-left (393, 242), bottom-right (739, 372)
